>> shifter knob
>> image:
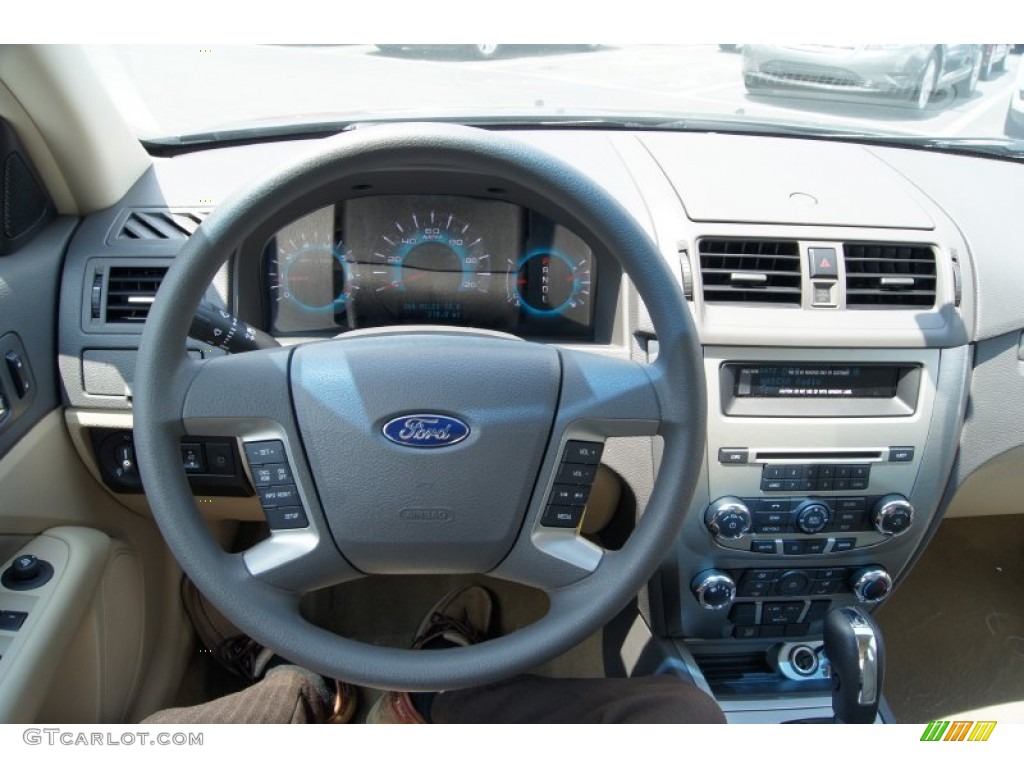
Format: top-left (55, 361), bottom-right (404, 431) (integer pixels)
top-left (824, 606), bottom-right (885, 724)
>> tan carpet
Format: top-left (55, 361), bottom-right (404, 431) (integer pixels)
top-left (876, 515), bottom-right (1024, 723)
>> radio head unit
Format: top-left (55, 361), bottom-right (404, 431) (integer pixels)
top-left (721, 362), bottom-right (922, 417)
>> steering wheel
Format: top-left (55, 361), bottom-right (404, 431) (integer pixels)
top-left (133, 124), bottom-right (706, 691)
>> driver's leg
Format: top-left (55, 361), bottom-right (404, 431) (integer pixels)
top-left (143, 666), bottom-right (341, 724)
top-left (432, 674), bottom-right (726, 724)
top-left (143, 578), bottom-right (356, 724)
top-left (368, 584), bottom-right (725, 724)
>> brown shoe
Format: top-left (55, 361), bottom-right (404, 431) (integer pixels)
top-left (182, 577), bottom-right (358, 722)
top-left (366, 585), bottom-right (494, 724)
top-left (328, 680), bottom-right (359, 724)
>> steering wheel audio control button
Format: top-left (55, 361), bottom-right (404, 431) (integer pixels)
top-left (245, 440), bottom-right (286, 465)
top-left (549, 484), bottom-right (591, 506)
top-left (542, 505), bottom-right (583, 528)
top-left (563, 441), bottom-right (603, 465)
top-left (264, 506), bottom-right (309, 530)
top-left (556, 463), bottom-right (597, 485)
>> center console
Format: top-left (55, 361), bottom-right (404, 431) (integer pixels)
top-left (658, 336), bottom-right (970, 720)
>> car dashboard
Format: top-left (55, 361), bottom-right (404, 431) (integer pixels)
top-left (26, 123), bottom-right (1024, 721)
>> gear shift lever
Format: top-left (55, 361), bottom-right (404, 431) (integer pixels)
top-left (824, 606), bottom-right (885, 723)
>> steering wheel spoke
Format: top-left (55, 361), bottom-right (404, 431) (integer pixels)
top-left (181, 348), bottom-right (362, 592)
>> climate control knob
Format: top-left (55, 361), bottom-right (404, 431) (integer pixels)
top-left (871, 495), bottom-right (914, 537)
top-left (850, 567), bottom-right (893, 603)
top-left (705, 497), bottom-right (752, 540)
top-left (794, 501), bottom-right (831, 534)
top-left (690, 570), bottom-right (737, 610)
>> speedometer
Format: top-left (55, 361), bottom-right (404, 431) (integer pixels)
top-left (367, 209), bottom-right (496, 323)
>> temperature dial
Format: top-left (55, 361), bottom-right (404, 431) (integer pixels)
top-left (705, 497), bottom-right (752, 540)
top-left (850, 567), bottom-right (893, 603)
top-left (691, 570), bottom-right (737, 610)
top-left (871, 495), bottom-right (915, 537)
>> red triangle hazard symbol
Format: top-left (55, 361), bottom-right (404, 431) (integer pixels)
top-left (818, 256), bottom-right (832, 269)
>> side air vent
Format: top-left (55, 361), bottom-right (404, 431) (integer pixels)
top-left (699, 239), bottom-right (801, 305)
top-left (114, 209), bottom-right (208, 241)
top-left (104, 265), bottom-right (168, 323)
top-left (844, 243), bottom-right (936, 308)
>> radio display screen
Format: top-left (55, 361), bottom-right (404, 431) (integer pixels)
top-left (733, 364), bottom-right (901, 398)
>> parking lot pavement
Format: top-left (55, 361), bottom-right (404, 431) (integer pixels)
top-left (91, 44), bottom-right (1022, 140)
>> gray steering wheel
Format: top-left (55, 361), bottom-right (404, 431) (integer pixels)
top-left (133, 124), bottom-right (706, 691)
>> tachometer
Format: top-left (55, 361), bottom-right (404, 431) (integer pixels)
top-left (368, 210), bottom-right (494, 323)
top-left (266, 215), bottom-right (360, 334)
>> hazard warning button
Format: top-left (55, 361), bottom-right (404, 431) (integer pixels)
top-left (808, 247), bottom-right (839, 279)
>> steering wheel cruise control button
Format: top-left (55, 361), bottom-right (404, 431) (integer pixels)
top-left (253, 463), bottom-right (294, 487)
top-left (244, 441), bottom-right (286, 465)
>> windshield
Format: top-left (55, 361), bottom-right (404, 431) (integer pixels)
top-left (86, 44), bottom-right (1024, 150)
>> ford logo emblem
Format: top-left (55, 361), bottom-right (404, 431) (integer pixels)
top-left (382, 414), bottom-right (470, 448)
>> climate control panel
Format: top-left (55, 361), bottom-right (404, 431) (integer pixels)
top-left (704, 494), bottom-right (914, 554)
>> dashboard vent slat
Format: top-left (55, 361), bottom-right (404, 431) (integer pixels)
top-left (699, 239), bottom-right (801, 305)
top-left (115, 209), bottom-right (208, 241)
top-left (104, 266), bottom-right (168, 323)
top-left (843, 243), bottom-right (937, 308)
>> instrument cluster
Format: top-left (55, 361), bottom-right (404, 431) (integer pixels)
top-left (264, 195), bottom-right (597, 339)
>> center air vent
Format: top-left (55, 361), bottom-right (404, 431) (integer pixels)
top-left (104, 265), bottom-right (168, 323)
top-left (699, 239), bottom-right (801, 305)
top-left (114, 209), bottom-right (208, 241)
top-left (844, 243), bottom-right (936, 308)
